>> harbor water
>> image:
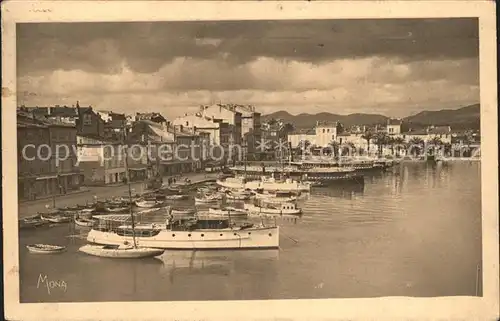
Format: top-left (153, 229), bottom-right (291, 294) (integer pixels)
top-left (19, 161), bottom-right (482, 302)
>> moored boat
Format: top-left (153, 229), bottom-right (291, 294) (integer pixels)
top-left (171, 208), bottom-right (196, 216)
top-left (135, 199), bottom-right (162, 208)
top-left (40, 214), bottom-right (71, 223)
top-left (105, 206), bottom-right (129, 213)
top-left (87, 217), bottom-right (279, 250)
top-left (164, 194), bottom-right (188, 201)
top-left (75, 217), bottom-right (96, 227)
top-left (217, 176), bottom-right (311, 192)
top-left (207, 207), bottom-right (248, 217)
top-left (26, 244), bottom-right (66, 254)
top-left (19, 217), bottom-right (48, 229)
top-left (79, 244), bottom-right (164, 258)
top-left (244, 200), bottom-right (302, 215)
top-left (194, 193), bottom-right (221, 204)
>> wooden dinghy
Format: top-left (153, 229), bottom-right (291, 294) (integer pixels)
top-left (164, 194), bottom-right (188, 201)
top-left (26, 244), bottom-right (66, 254)
top-left (171, 208), bottom-right (196, 216)
top-left (40, 214), bottom-right (71, 223)
top-left (74, 217), bottom-right (96, 227)
top-left (78, 244), bottom-right (164, 259)
top-left (104, 206), bottom-right (129, 213)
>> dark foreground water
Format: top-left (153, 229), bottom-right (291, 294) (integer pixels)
top-left (19, 161), bottom-right (482, 302)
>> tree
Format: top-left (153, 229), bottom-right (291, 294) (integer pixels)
top-left (283, 123), bottom-right (295, 133)
top-left (361, 131), bottom-right (374, 155)
top-left (329, 140), bottom-right (340, 158)
top-left (408, 137), bottom-right (425, 157)
top-left (392, 137), bottom-right (405, 157)
top-left (297, 140), bottom-right (311, 155)
top-left (344, 141), bottom-right (356, 156)
top-left (428, 136), bottom-right (443, 156)
top-left (374, 132), bottom-right (390, 156)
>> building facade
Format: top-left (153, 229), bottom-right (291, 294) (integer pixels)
top-left (17, 111), bottom-right (81, 201)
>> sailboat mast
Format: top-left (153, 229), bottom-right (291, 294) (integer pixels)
top-left (123, 127), bottom-right (137, 248)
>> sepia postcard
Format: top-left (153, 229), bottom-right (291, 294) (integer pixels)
top-left (2, 1), bottom-right (499, 320)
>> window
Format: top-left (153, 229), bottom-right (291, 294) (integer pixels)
top-left (83, 114), bottom-right (92, 125)
top-left (323, 129), bottom-right (325, 133)
top-left (327, 129), bottom-right (330, 133)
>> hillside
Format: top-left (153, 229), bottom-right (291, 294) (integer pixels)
top-left (262, 111), bottom-right (388, 128)
top-left (403, 104), bottom-right (480, 129)
top-left (262, 104), bottom-right (480, 130)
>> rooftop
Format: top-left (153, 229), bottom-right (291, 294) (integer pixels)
top-left (387, 119), bottom-right (402, 126)
top-left (316, 120), bottom-right (338, 127)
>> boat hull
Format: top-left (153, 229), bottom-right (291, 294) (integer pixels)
top-left (79, 245), bottom-right (164, 258)
top-left (244, 203), bottom-right (302, 215)
top-left (86, 226), bottom-right (279, 250)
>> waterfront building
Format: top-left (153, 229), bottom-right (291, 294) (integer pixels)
top-left (199, 104), bottom-right (242, 146)
top-left (129, 120), bottom-right (203, 176)
top-left (288, 121), bottom-right (338, 149)
top-left (261, 119), bottom-right (293, 160)
top-left (17, 110), bottom-right (81, 201)
top-left (287, 128), bottom-right (316, 149)
top-left (234, 104), bottom-right (261, 157)
top-left (76, 135), bottom-right (127, 185)
top-left (386, 119), bottom-right (403, 135)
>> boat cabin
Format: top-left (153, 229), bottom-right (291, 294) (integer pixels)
top-left (169, 218), bottom-right (231, 231)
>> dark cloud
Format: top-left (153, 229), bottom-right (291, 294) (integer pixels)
top-left (17, 18), bottom-right (478, 75)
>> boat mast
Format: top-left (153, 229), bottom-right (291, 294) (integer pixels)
top-left (244, 138), bottom-right (247, 179)
top-left (122, 126), bottom-right (137, 248)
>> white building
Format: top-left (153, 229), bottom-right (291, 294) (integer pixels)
top-left (386, 119), bottom-right (402, 135)
top-left (288, 121), bottom-right (338, 148)
top-left (314, 121), bottom-right (338, 147)
top-left (173, 113), bottom-right (221, 145)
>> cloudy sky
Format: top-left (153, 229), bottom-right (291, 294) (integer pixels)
top-left (17, 18), bottom-right (479, 118)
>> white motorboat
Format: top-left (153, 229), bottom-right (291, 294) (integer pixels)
top-left (74, 217), bottom-right (96, 227)
top-left (253, 191), bottom-right (298, 203)
top-left (26, 244), bottom-right (66, 254)
top-left (79, 244), bottom-right (164, 258)
top-left (244, 201), bottom-right (302, 215)
top-left (135, 200), bottom-right (161, 208)
top-left (87, 217), bottom-right (279, 250)
top-left (40, 214), bottom-right (71, 223)
top-left (207, 207), bottom-right (248, 217)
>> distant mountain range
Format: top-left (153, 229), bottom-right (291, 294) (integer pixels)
top-left (262, 104), bottom-right (480, 130)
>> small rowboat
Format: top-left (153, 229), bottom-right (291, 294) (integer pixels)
top-left (40, 214), bottom-right (71, 223)
top-left (135, 200), bottom-right (161, 208)
top-left (194, 193), bottom-right (222, 204)
top-left (74, 217), bottom-right (96, 227)
top-left (225, 192), bottom-right (251, 201)
top-left (26, 244), bottom-right (66, 254)
top-left (79, 244), bottom-right (164, 259)
top-left (105, 206), bottom-right (128, 213)
top-left (19, 217), bottom-right (47, 229)
top-left (171, 208), bottom-right (196, 216)
top-left (164, 194), bottom-right (188, 201)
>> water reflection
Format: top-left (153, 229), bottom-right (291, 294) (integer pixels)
top-left (19, 162), bottom-right (482, 301)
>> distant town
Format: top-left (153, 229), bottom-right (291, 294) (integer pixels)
top-left (17, 102), bottom-right (481, 202)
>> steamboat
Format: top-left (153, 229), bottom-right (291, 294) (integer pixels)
top-left (229, 164), bottom-right (364, 186)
